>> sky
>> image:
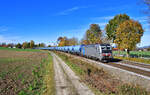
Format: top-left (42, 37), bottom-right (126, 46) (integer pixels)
top-left (0, 0), bottom-right (149, 47)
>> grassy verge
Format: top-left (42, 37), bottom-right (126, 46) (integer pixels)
top-left (114, 56), bottom-right (150, 64)
top-left (60, 53), bottom-right (84, 76)
top-left (42, 53), bottom-right (55, 95)
top-left (55, 51), bottom-right (149, 95)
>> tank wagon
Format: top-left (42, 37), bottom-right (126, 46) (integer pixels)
top-left (50, 44), bottom-right (113, 62)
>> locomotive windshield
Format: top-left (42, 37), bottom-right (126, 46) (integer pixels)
top-left (101, 45), bottom-right (112, 53)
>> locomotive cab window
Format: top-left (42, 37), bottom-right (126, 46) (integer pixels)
top-left (101, 46), bottom-right (106, 50)
top-left (107, 46), bottom-right (111, 50)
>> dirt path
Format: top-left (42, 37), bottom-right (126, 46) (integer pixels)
top-left (52, 53), bottom-right (77, 95)
top-left (51, 52), bottom-right (94, 95)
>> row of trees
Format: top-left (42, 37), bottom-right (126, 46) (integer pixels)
top-left (57, 37), bottom-right (78, 46)
top-left (57, 24), bottom-right (110, 46)
top-left (57, 14), bottom-right (144, 57)
top-left (0, 40), bottom-right (46, 49)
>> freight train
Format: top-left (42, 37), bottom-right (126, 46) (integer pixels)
top-left (43, 44), bottom-right (113, 62)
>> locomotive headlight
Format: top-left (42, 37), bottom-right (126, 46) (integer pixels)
top-left (108, 53), bottom-right (111, 56)
top-left (102, 53), bottom-right (106, 56)
top-left (102, 53), bottom-right (111, 56)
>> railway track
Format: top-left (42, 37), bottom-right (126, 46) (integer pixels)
top-left (107, 62), bottom-right (150, 77)
top-left (109, 59), bottom-right (150, 77)
top-left (59, 51), bottom-right (150, 78)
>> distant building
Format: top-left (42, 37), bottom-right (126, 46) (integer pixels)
top-left (110, 43), bottom-right (117, 48)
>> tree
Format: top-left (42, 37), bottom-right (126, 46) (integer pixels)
top-left (22, 42), bottom-right (28, 49)
top-left (67, 37), bottom-right (78, 46)
top-left (48, 45), bottom-right (51, 47)
top-left (57, 36), bottom-right (67, 46)
top-left (80, 33), bottom-right (90, 45)
top-left (7, 43), bottom-right (14, 48)
top-left (57, 36), bottom-right (78, 46)
top-left (27, 42), bottom-right (30, 48)
top-left (16, 43), bottom-right (22, 48)
top-left (105, 14), bottom-right (130, 42)
top-left (80, 39), bottom-right (89, 45)
top-left (57, 37), bottom-right (63, 44)
top-left (114, 20), bottom-right (144, 57)
top-left (101, 37), bottom-right (112, 44)
top-left (85, 24), bottom-right (102, 44)
top-left (30, 40), bottom-right (35, 48)
top-left (39, 43), bottom-right (45, 47)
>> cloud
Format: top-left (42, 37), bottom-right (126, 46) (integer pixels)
top-left (61, 28), bottom-right (87, 39)
top-left (93, 16), bottom-right (148, 23)
top-left (57, 6), bottom-right (87, 16)
top-left (0, 35), bottom-right (6, 42)
top-left (132, 16), bottom-right (148, 23)
top-left (0, 26), bottom-right (8, 32)
top-left (91, 16), bottom-right (114, 29)
top-left (87, 22), bottom-right (107, 30)
top-left (97, 4), bottom-right (131, 12)
top-left (92, 16), bottom-right (114, 20)
top-left (97, 22), bottom-right (107, 26)
top-left (0, 35), bottom-right (21, 43)
top-left (138, 34), bottom-right (150, 47)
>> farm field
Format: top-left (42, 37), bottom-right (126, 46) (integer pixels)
top-left (0, 48), bottom-right (55, 95)
top-left (0, 47), bottom-right (41, 52)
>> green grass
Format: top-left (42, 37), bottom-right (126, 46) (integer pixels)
top-left (113, 50), bottom-right (150, 64)
top-left (0, 47), bottom-right (41, 52)
top-left (57, 52), bottom-right (84, 76)
top-left (42, 53), bottom-right (55, 95)
top-left (113, 51), bottom-right (150, 57)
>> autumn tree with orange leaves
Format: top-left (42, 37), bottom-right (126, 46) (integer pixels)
top-left (57, 37), bottom-right (67, 46)
top-left (57, 36), bottom-right (78, 46)
top-left (114, 20), bottom-right (144, 57)
top-left (105, 14), bottom-right (130, 42)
